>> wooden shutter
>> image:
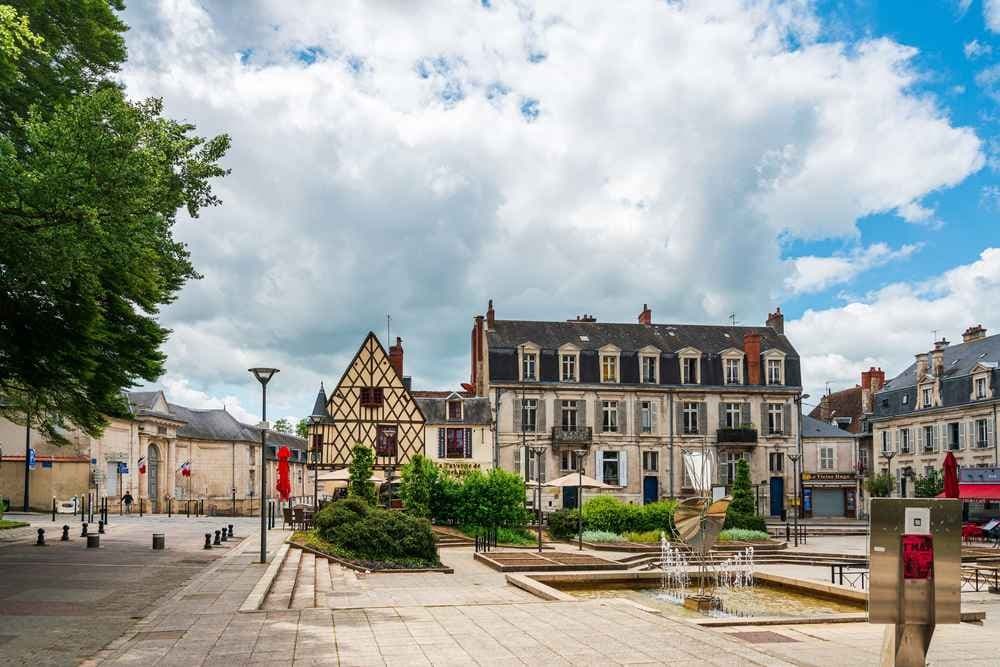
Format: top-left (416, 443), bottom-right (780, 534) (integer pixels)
top-left (618, 400), bottom-right (626, 434)
top-left (537, 399), bottom-right (546, 434)
top-left (718, 402), bottom-right (726, 429)
top-left (438, 429), bottom-right (445, 458)
top-left (651, 400), bottom-right (658, 434)
top-left (740, 403), bottom-right (751, 427)
top-left (989, 419), bottom-right (995, 447)
top-left (595, 449), bottom-right (605, 483)
top-left (619, 451), bottom-right (628, 487)
top-left (958, 422), bottom-right (966, 449)
top-left (540, 451), bottom-right (547, 482)
top-left (578, 399), bottom-right (587, 429)
top-left (675, 401), bottom-right (683, 434)
top-left (634, 399), bottom-right (642, 436)
top-left (513, 398), bottom-right (522, 432)
top-left (464, 428), bottom-right (472, 458)
top-left (760, 401), bottom-right (768, 433)
top-left (697, 403), bottom-right (706, 435)
top-left (783, 404), bottom-right (792, 435)
top-left (514, 446), bottom-right (521, 475)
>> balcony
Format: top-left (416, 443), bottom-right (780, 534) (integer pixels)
top-left (716, 427), bottom-right (757, 445)
top-left (551, 427), bottom-right (593, 445)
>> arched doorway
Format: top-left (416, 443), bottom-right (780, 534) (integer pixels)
top-left (147, 444), bottom-right (161, 513)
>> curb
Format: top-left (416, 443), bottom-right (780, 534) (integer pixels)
top-left (240, 541), bottom-right (289, 612)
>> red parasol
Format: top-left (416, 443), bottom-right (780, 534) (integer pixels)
top-left (942, 450), bottom-right (960, 499)
top-left (276, 446), bottom-right (292, 501)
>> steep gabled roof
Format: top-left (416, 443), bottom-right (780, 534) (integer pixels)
top-left (808, 386), bottom-right (864, 433)
top-left (801, 414), bottom-right (856, 439)
top-left (414, 396), bottom-right (492, 425)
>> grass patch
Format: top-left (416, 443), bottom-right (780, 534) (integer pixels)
top-left (581, 530), bottom-right (625, 543)
top-left (718, 528), bottom-right (770, 542)
top-left (624, 530), bottom-right (668, 544)
top-left (292, 530), bottom-right (442, 570)
top-left (0, 520), bottom-right (28, 530)
top-left (459, 525), bottom-right (536, 546)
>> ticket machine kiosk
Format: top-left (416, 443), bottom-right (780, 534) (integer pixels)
top-left (869, 498), bottom-right (961, 667)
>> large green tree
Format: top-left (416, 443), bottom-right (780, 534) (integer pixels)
top-left (0, 2), bottom-right (230, 438)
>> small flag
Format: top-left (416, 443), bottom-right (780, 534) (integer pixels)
top-left (138, 456), bottom-right (146, 474)
top-left (180, 461), bottom-right (191, 477)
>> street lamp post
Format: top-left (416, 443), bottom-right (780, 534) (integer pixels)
top-left (529, 445), bottom-right (546, 553)
top-left (882, 450), bottom-right (897, 498)
top-left (793, 393), bottom-right (810, 520)
top-left (575, 448), bottom-right (587, 551)
top-left (311, 442), bottom-right (321, 514)
top-left (788, 453), bottom-right (801, 547)
top-left (249, 367), bottom-right (279, 564)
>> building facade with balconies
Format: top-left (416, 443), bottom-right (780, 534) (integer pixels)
top-left (871, 325), bottom-right (1000, 497)
top-left (469, 301), bottom-right (803, 516)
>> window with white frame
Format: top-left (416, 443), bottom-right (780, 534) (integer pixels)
top-left (561, 400), bottom-right (577, 431)
top-left (767, 359), bottom-right (783, 385)
top-left (721, 451), bottom-right (746, 486)
top-left (601, 355), bottom-right (618, 383)
top-left (522, 351), bottom-right (537, 381)
top-left (601, 400), bottom-right (619, 432)
top-left (560, 449), bottom-right (581, 471)
top-left (521, 399), bottom-right (537, 432)
top-left (725, 358), bottom-right (742, 385)
top-left (642, 450), bottom-right (658, 472)
top-left (602, 451), bottom-right (621, 486)
top-left (922, 424), bottom-right (934, 452)
top-left (681, 356), bottom-right (699, 384)
top-left (768, 451), bottom-right (783, 473)
top-left (767, 403), bottom-right (784, 435)
top-left (683, 402), bottom-right (699, 434)
top-left (724, 402), bottom-right (741, 428)
top-left (977, 419), bottom-right (989, 448)
top-left (975, 377), bottom-right (987, 399)
top-left (640, 400), bottom-right (653, 433)
top-left (859, 446), bottom-right (870, 472)
top-left (921, 387), bottom-right (932, 408)
top-left (900, 428), bottom-right (911, 454)
top-left (881, 430), bottom-right (891, 454)
top-left (948, 422), bottom-right (960, 450)
top-left (641, 356), bottom-right (657, 383)
top-left (561, 354), bottom-right (577, 382)
top-left (820, 447), bottom-right (834, 470)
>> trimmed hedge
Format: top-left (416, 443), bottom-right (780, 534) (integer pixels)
top-left (722, 511), bottom-right (766, 532)
top-left (580, 496), bottom-right (677, 535)
top-left (313, 498), bottom-right (438, 565)
top-left (546, 509), bottom-right (580, 540)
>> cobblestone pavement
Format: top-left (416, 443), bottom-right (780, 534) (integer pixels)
top-left (0, 513), bottom-right (263, 666)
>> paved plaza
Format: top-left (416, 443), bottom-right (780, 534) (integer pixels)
top-left (2, 517), bottom-right (1000, 666)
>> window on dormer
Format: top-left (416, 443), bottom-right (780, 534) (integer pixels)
top-left (522, 352), bottom-right (537, 381)
top-left (767, 359), bottom-right (782, 385)
top-left (561, 354), bottom-right (576, 382)
top-left (642, 356), bottom-right (657, 383)
top-left (681, 357), bottom-right (699, 384)
top-left (975, 377), bottom-right (987, 399)
top-left (447, 400), bottom-right (462, 421)
top-left (601, 355), bottom-right (618, 382)
top-left (921, 387), bottom-right (932, 408)
top-left (725, 358), bottom-right (741, 385)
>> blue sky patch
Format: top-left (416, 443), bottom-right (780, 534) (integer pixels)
top-left (295, 46), bottom-right (325, 65)
top-left (520, 97), bottom-right (540, 121)
top-left (238, 48), bottom-right (253, 65)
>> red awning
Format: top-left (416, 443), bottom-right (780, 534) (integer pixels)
top-left (939, 484), bottom-right (1000, 502)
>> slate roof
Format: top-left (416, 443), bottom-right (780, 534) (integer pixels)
top-left (487, 319), bottom-right (797, 355)
top-left (882, 333), bottom-right (1000, 391)
top-left (127, 391), bottom-right (162, 411)
top-left (167, 402), bottom-right (256, 442)
top-left (414, 396), bottom-right (492, 425)
top-left (801, 414), bottom-right (857, 439)
top-left (808, 387), bottom-right (863, 434)
top-left (310, 383), bottom-right (328, 418)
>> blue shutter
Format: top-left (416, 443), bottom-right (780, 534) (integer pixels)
top-left (438, 429), bottom-right (445, 458)
top-left (464, 428), bottom-right (472, 458)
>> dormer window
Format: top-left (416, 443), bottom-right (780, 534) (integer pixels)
top-left (642, 356), bottom-right (657, 383)
top-left (976, 377), bottom-right (987, 399)
top-left (639, 346), bottom-right (660, 384)
top-left (764, 350), bottom-right (786, 385)
top-left (559, 344), bottom-right (580, 383)
top-left (921, 387), bottom-right (931, 408)
top-left (725, 358), bottom-right (742, 385)
top-left (599, 345), bottom-right (620, 383)
top-left (679, 348), bottom-right (701, 384)
top-left (971, 368), bottom-right (993, 401)
top-left (518, 344), bottom-right (540, 382)
top-left (447, 399), bottom-right (462, 421)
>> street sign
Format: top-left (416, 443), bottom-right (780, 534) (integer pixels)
top-left (117, 462), bottom-right (128, 474)
top-left (28, 448), bottom-right (36, 470)
top-left (41, 461), bottom-right (52, 469)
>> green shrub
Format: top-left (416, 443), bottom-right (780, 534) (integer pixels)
top-left (624, 530), bottom-right (666, 543)
top-left (581, 530), bottom-right (625, 543)
top-left (348, 444), bottom-right (377, 505)
top-left (331, 507), bottom-right (438, 564)
top-left (634, 500), bottom-right (677, 534)
top-left (314, 497), bottom-right (370, 542)
top-left (723, 511), bottom-right (767, 532)
top-left (462, 525), bottom-right (536, 545)
top-left (431, 473), bottom-right (462, 525)
top-left (865, 472), bottom-right (894, 498)
top-left (581, 496), bottom-right (634, 534)
top-left (399, 454), bottom-right (437, 518)
top-left (457, 468), bottom-right (528, 528)
top-left (718, 528), bottom-right (769, 542)
top-left (547, 508), bottom-right (581, 540)
top-left (724, 459), bottom-right (765, 532)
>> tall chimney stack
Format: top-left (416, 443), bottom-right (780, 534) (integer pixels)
top-left (486, 299), bottom-right (495, 328)
top-left (743, 333), bottom-right (762, 385)
top-left (766, 307), bottom-right (784, 334)
top-left (861, 366), bottom-right (885, 415)
top-left (389, 336), bottom-right (404, 379)
top-left (963, 325), bottom-right (986, 343)
top-left (638, 304), bottom-right (652, 325)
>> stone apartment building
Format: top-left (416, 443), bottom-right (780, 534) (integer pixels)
top-left (872, 325), bottom-right (1000, 497)
top-left (800, 414), bottom-right (861, 518)
top-left (412, 392), bottom-right (494, 476)
top-left (469, 301), bottom-right (803, 516)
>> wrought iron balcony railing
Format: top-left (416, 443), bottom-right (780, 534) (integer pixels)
top-left (551, 427), bottom-right (593, 444)
top-left (716, 427), bottom-right (758, 444)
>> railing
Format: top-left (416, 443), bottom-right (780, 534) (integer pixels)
top-left (962, 566), bottom-right (1000, 592)
top-left (716, 427), bottom-right (758, 444)
top-left (551, 427), bottom-right (593, 444)
top-left (475, 527), bottom-right (498, 553)
top-left (831, 565), bottom-right (868, 590)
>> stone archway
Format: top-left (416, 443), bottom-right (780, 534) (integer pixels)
top-left (147, 443), bottom-right (161, 513)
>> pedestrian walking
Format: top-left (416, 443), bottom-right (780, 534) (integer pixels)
top-left (122, 491), bottom-right (134, 513)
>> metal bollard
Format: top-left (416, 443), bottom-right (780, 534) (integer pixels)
top-left (152, 533), bottom-right (165, 550)
top-left (98, 520), bottom-right (105, 534)
top-left (87, 534), bottom-right (100, 548)
top-left (204, 533), bottom-right (212, 549)
top-left (167, 498), bottom-right (172, 518)
top-left (213, 530), bottom-right (221, 546)
top-left (228, 524), bottom-right (234, 538)
top-left (52, 497), bottom-right (56, 522)
top-left (61, 525), bottom-right (70, 541)
top-left (220, 527), bottom-right (228, 542)
top-left (35, 528), bottom-right (46, 546)
top-left (81, 523), bottom-right (89, 537)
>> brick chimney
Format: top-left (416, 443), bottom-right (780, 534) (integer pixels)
top-left (860, 366), bottom-right (885, 415)
top-left (915, 353), bottom-right (928, 383)
top-left (819, 394), bottom-right (831, 421)
top-left (931, 340), bottom-right (947, 378)
top-left (743, 333), bottom-right (762, 385)
top-left (638, 303), bottom-right (652, 325)
top-left (486, 299), bottom-right (495, 328)
top-left (963, 325), bottom-right (986, 343)
top-left (766, 307), bottom-right (784, 334)
top-left (569, 314), bottom-right (597, 322)
top-left (389, 337), bottom-right (404, 379)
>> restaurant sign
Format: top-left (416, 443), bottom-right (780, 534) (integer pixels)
top-left (438, 461), bottom-right (482, 477)
top-left (801, 472), bottom-right (856, 482)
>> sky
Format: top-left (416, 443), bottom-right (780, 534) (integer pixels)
top-left (118, 0), bottom-right (1000, 425)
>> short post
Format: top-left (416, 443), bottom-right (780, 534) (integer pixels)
top-left (152, 533), bottom-right (165, 550)
top-left (213, 530), bottom-right (221, 546)
top-left (61, 525), bottom-right (70, 541)
top-left (200, 499), bottom-right (205, 516)
top-left (186, 499), bottom-right (190, 518)
top-left (52, 497), bottom-right (56, 522)
top-left (98, 520), bottom-right (105, 534)
top-left (86, 533), bottom-right (100, 548)
top-left (139, 497), bottom-right (143, 518)
top-left (220, 526), bottom-right (228, 542)
top-left (232, 489), bottom-right (236, 518)
top-left (81, 522), bottom-right (88, 537)
top-left (204, 533), bottom-right (212, 549)
top-left (35, 528), bottom-right (46, 546)
top-left (167, 498), bottom-right (172, 518)
top-left (227, 524), bottom-right (234, 538)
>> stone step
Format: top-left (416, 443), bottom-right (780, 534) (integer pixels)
top-left (290, 551), bottom-right (316, 609)
top-left (315, 551), bottom-right (333, 607)
top-left (261, 546), bottom-right (301, 610)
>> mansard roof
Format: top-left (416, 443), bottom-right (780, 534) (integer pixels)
top-left (881, 333), bottom-right (1000, 392)
top-left (413, 395), bottom-right (492, 425)
top-left (487, 319), bottom-right (797, 356)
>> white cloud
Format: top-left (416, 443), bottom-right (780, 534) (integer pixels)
top-left (785, 242), bottom-right (922, 294)
top-left (987, 0), bottom-right (1000, 32)
top-left (788, 248), bottom-right (1000, 399)
top-left (896, 201), bottom-right (937, 224)
top-left (965, 39), bottom-right (992, 59)
top-left (116, 1), bottom-right (985, 415)
top-left (977, 64), bottom-right (1000, 102)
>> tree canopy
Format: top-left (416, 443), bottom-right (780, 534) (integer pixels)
top-left (0, 2), bottom-right (230, 438)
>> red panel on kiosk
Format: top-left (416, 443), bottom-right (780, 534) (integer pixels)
top-left (902, 534), bottom-right (934, 580)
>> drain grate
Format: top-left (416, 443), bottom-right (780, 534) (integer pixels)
top-left (729, 631), bottom-right (799, 644)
